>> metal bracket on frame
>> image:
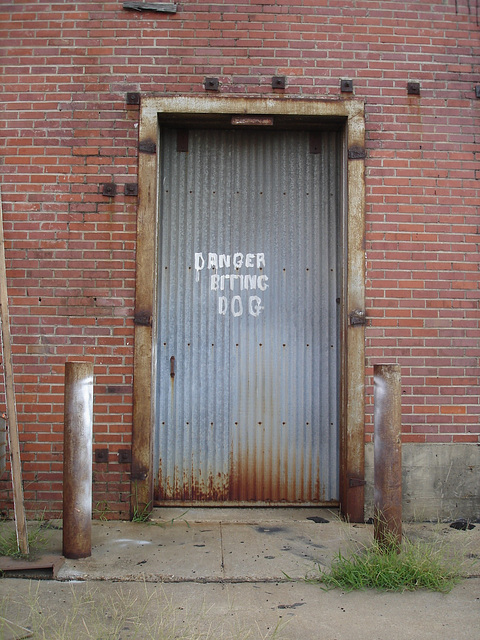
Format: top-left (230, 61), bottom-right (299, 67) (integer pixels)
top-left (349, 309), bottom-right (366, 326)
top-left (348, 477), bottom-right (367, 488)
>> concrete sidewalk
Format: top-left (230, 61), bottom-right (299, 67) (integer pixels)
top-left (60, 508), bottom-right (371, 583)
top-left (57, 508), bottom-right (480, 583)
top-left (0, 509), bottom-right (479, 639)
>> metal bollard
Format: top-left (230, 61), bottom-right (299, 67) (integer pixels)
top-left (374, 364), bottom-right (402, 550)
top-left (63, 361), bottom-right (94, 559)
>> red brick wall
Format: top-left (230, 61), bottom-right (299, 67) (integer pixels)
top-left (1, 1), bottom-right (479, 518)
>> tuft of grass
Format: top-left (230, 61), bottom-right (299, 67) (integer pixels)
top-left (132, 500), bottom-right (152, 523)
top-left (314, 531), bottom-right (463, 593)
top-left (131, 481), bottom-right (152, 523)
top-left (0, 519), bottom-right (51, 560)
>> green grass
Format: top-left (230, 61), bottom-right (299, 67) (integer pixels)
top-left (131, 481), bottom-right (153, 523)
top-left (132, 501), bottom-right (152, 523)
top-left (315, 532), bottom-right (463, 593)
top-left (0, 519), bottom-right (51, 560)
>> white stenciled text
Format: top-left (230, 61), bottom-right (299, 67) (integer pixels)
top-left (194, 251), bottom-right (268, 317)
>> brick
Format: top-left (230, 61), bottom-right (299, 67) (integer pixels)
top-left (440, 405), bottom-right (467, 415)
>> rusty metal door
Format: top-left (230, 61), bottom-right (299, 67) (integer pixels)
top-left (154, 126), bottom-right (343, 505)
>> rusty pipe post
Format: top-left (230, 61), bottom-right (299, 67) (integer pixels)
top-left (63, 361), bottom-right (94, 559)
top-left (374, 364), bottom-right (402, 550)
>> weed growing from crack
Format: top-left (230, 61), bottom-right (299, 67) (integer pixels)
top-left (132, 501), bottom-right (152, 523)
top-left (131, 481), bottom-right (153, 523)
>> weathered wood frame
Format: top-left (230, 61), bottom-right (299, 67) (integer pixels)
top-left (132, 97), bottom-right (366, 521)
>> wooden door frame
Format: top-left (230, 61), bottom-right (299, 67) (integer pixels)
top-left (131, 96), bottom-right (366, 522)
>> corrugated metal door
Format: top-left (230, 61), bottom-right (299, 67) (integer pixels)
top-left (154, 126), bottom-right (343, 505)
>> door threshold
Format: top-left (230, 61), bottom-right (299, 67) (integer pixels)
top-left (151, 505), bottom-right (340, 525)
top-left (154, 501), bottom-right (339, 508)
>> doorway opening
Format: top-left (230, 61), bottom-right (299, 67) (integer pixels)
top-left (132, 98), bottom-right (365, 520)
